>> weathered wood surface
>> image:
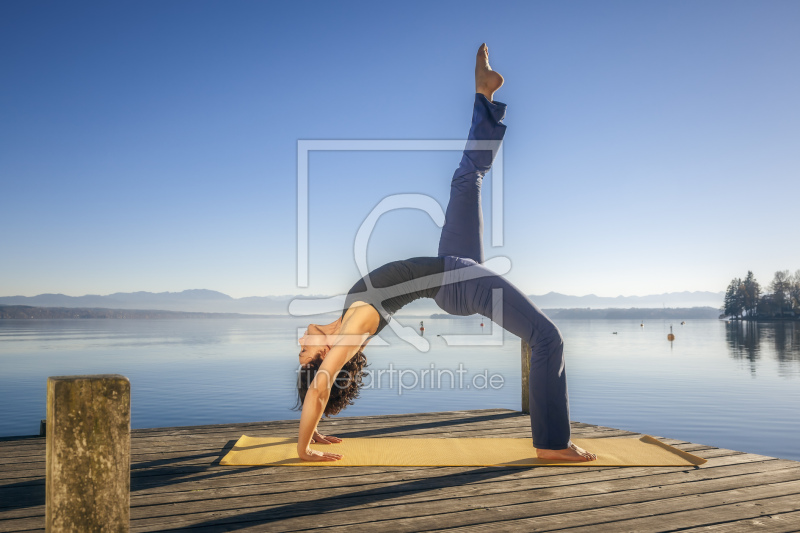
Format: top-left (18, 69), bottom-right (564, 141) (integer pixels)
top-left (1, 409), bottom-right (799, 532)
top-left (45, 375), bottom-right (130, 532)
top-left (521, 341), bottom-right (531, 414)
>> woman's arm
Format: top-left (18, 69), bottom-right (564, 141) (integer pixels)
top-left (297, 367), bottom-right (342, 461)
top-left (296, 306), bottom-right (378, 461)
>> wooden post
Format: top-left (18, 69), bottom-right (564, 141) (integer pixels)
top-left (521, 341), bottom-right (531, 414)
top-left (46, 375), bottom-right (130, 532)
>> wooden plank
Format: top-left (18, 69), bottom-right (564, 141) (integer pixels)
top-left (681, 510), bottom-right (800, 532)
top-left (445, 488), bottom-right (800, 533)
top-left (305, 478), bottom-right (800, 533)
top-left (521, 341), bottom-right (531, 414)
top-left (561, 494), bottom-right (800, 532)
top-left (0, 520), bottom-right (44, 533)
top-left (125, 457), bottom-right (800, 531)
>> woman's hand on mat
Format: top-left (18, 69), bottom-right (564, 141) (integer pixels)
top-left (311, 430), bottom-right (342, 444)
top-left (298, 447), bottom-right (343, 462)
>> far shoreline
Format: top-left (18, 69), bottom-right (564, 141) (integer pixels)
top-left (723, 316), bottom-right (799, 322)
top-left (1, 304), bottom-right (724, 320)
top-left (0, 305), bottom-right (281, 320)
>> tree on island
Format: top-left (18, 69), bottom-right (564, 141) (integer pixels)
top-left (770, 270), bottom-right (792, 317)
top-left (791, 270), bottom-right (800, 313)
top-left (723, 270), bottom-right (799, 320)
top-left (742, 271), bottom-right (760, 317)
top-left (723, 277), bottom-right (744, 318)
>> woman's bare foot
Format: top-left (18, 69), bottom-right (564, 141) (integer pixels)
top-left (536, 442), bottom-right (597, 462)
top-left (475, 43), bottom-right (504, 102)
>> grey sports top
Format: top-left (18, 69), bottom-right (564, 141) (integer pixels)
top-left (340, 257), bottom-right (445, 334)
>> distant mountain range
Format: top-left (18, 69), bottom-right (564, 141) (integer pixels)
top-left (527, 291), bottom-right (724, 310)
top-left (0, 305), bottom-right (272, 320)
top-left (0, 289), bottom-right (724, 315)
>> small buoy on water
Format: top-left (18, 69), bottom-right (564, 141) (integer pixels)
top-left (419, 320), bottom-right (425, 334)
top-left (681, 321), bottom-right (686, 325)
top-left (640, 322), bottom-right (644, 327)
top-left (612, 332), bottom-right (618, 335)
top-left (667, 325), bottom-right (675, 341)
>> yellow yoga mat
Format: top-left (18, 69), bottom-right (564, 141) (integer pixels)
top-left (220, 435), bottom-right (706, 467)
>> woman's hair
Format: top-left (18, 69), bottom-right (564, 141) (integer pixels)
top-left (295, 351), bottom-right (368, 416)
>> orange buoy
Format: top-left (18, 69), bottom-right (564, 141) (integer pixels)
top-left (667, 325), bottom-right (675, 341)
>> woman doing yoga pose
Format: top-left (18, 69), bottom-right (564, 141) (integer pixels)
top-left (296, 44), bottom-right (596, 463)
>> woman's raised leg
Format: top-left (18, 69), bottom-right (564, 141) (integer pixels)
top-left (437, 45), bottom-right (506, 264)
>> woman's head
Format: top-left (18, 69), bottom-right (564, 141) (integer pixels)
top-left (295, 351), bottom-right (368, 416)
top-left (298, 323), bottom-right (331, 365)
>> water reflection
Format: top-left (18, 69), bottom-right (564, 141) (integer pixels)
top-left (726, 321), bottom-right (800, 374)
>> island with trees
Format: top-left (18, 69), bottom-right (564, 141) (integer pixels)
top-left (722, 270), bottom-right (800, 320)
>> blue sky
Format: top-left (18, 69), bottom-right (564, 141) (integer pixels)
top-left (1, 0), bottom-right (798, 299)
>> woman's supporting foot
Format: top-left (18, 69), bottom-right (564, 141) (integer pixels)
top-left (475, 43), bottom-right (504, 102)
top-left (536, 442), bottom-right (597, 462)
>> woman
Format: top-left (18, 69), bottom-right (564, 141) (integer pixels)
top-left (296, 44), bottom-right (596, 463)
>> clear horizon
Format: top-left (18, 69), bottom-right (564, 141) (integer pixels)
top-left (2, 1), bottom-right (799, 299)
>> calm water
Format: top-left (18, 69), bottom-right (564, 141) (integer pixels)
top-left (1, 317), bottom-right (798, 460)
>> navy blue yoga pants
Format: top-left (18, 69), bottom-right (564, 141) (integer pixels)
top-left (433, 93), bottom-right (571, 450)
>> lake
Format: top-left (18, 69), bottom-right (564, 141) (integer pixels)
top-left (1, 317), bottom-right (798, 461)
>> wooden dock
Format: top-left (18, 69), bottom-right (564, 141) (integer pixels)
top-left (2, 408), bottom-right (800, 532)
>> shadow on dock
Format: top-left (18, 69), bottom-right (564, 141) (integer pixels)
top-left (3, 409), bottom-right (799, 532)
